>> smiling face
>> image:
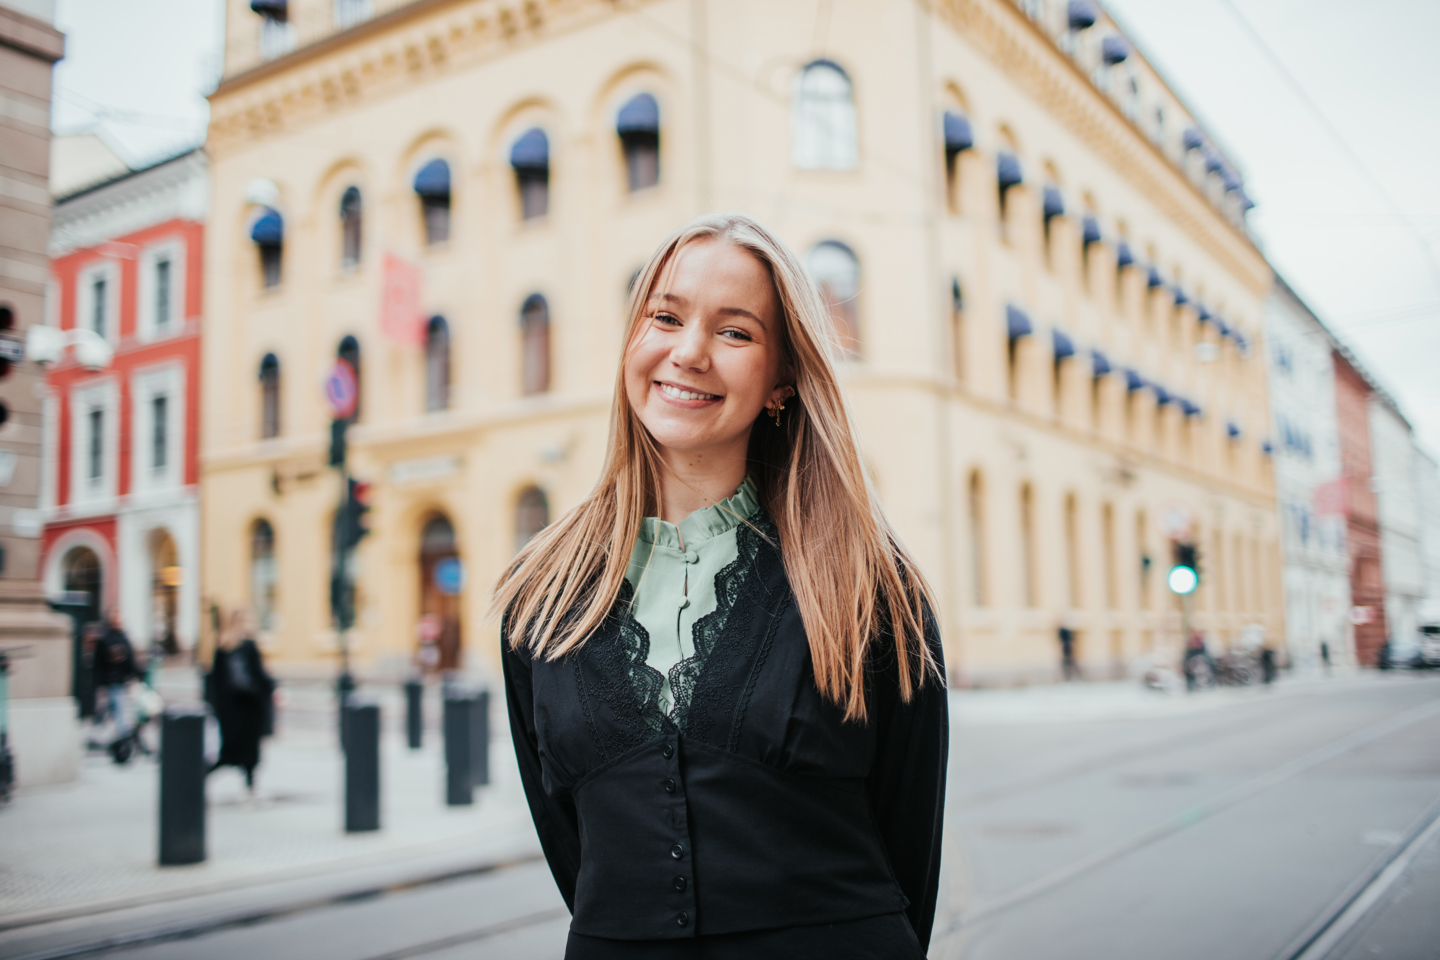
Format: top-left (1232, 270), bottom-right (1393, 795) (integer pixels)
top-left (624, 238), bottom-right (791, 467)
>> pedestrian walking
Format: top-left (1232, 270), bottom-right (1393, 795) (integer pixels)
top-left (91, 609), bottom-right (139, 757)
top-left (206, 610), bottom-right (276, 794)
top-left (1058, 625), bottom-right (1080, 682)
top-left (1184, 631), bottom-right (1211, 691)
top-left (1260, 645), bottom-right (1277, 684)
top-left (495, 215), bottom-right (948, 959)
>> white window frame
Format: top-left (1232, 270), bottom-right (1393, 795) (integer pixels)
top-left (791, 62), bottom-right (859, 171)
top-left (137, 237), bottom-right (187, 342)
top-left (130, 363), bottom-right (186, 495)
top-left (39, 391), bottom-right (57, 512)
top-left (76, 260), bottom-right (121, 344)
top-left (69, 379), bottom-right (119, 508)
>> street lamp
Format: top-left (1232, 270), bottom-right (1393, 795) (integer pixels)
top-left (24, 326), bottom-right (115, 371)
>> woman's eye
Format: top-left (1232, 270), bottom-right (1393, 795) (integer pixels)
top-left (653, 313), bottom-right (681, 327)
top-left (720, 328), bottom-right (754, 342)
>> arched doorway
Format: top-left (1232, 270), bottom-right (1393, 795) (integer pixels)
top-left (418, 514), bottom-right (462, 673)
top-left (148, 529), bottom-right (180, 655)
top-left (62, 546), bottom-right (103, 717)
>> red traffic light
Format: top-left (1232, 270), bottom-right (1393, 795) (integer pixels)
top-left (352, 480), bottom-right (372, 505)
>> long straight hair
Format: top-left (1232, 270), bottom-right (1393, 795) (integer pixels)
top-left (491, 214), bottom-right (939, 720)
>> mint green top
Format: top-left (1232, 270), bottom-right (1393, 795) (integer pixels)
top-left (625, 477), bottom-right (761, 715)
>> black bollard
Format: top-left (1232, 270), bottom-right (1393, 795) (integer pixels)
top-left (443, 693), bottom-right (472, 806)
top-left (336, 671), bottom-right (356, 750)
top-left (470, 690), bottom-right (490, 787)
top-left (158, 706), bottom-right (207, 866)
top-left (344, 697), bottom-right (381, 832)
top-left (405, 678), bottom-right (423, 750)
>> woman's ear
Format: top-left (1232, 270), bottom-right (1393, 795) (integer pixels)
top-left (768, 383), bottom-right (796, 408)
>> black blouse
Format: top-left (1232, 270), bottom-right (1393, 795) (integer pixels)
top-left (502, 513), bottom-right (949, 948)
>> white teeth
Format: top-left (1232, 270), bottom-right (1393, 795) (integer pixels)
top-left (660, 383), bottom-right (717, 401)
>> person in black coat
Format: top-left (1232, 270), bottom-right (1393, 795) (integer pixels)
top-left (92, 609), bottom-right (139, 737)
top-left (206, 610), bottom-right (276, 792)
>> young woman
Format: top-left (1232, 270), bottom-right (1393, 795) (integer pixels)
top-left (495, 214), bottom-right (949, 958)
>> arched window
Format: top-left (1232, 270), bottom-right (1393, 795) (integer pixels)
top-left (515, 485), bottom-right (550, 552)
top-left (413, 159), bottom-right (450, 245)
top-left (520, 294), bottom-right (551, 395)
top-left (425, 316), bottom-right (450, 412)
top-left (419, 514), bottom-right (461, 671)
top-left (339, 186), bottom-right (362, 269)
top-left (338, 335), bottom-right (361, 421)
top-left (616, 93), bottom-right (660, 192)
top-left (968, 470), bottom-right (987, 607)
top-left (251, 519), bottom-right (277, 632)
top-left (510, 128), bottom-right (550, 219)
top-left (805, 241), bottom-right (860, 359)
top-left (258, 352), bottom-right (280, 438)
top-left (942, 110), bottom-right (973, 212)
top-left (792, 61), bottom-right (857, 170)
top-left (250, 207), bottom-right (284, 288)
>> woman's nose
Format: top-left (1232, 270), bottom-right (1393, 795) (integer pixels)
top-left (670, 322), bottom-right (710, 371)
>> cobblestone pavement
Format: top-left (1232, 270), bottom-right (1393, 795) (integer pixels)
top-left (0, 673), bottom-right (536, 928)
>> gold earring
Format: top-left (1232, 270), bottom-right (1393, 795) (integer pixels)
top-left (773, 400), bottom-right (784, 427)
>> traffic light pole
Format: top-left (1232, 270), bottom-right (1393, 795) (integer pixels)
top-left (330, 417), bottom-right (355, 743)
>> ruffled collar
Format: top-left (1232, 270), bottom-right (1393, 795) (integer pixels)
top-left (637, 477), bottom-right (760, 550)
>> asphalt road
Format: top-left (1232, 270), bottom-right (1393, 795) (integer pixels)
top-left (52, 672), bottom-right (1440, 960)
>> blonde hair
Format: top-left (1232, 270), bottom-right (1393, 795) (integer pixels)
top-left (490, 214), bottom-right (939, 720)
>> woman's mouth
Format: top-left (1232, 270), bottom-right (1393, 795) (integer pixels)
top-left (656, 381), bottom-right (722, 403)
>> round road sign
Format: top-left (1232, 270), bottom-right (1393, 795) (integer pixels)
top-left (324, 359), bottom-right (358, 419)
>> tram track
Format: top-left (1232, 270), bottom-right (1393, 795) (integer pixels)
top-left (936, 693), bottom-right (1440, 939)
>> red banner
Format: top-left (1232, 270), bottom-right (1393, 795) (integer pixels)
top-left (381, 253), bottom-right (425, 346)
top-left (1313, 476), bottom-right (1350, 516)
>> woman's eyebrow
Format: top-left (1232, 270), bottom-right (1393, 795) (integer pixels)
top-left (717, 306), bottom-right (765, 329)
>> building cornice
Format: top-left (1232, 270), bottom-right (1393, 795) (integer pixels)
top-left (207, 0), bottom-right (636, 156)
top-left (928, 0), bottom-right (1271, 297)
top-left (0, 4), bottom-right (63, 63)
top-left (50, 151), bottom-right (209, 257)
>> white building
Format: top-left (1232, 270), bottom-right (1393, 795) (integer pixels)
top-left (1264, 276), bottom-right (1352, 668)
top-left (1368, 397), bottom-right (1423, 649)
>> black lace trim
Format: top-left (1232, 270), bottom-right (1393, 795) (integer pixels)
top-left (572, 511), bottom-right (781, 759)
top-left (669, 513), bottom-right (778, 743)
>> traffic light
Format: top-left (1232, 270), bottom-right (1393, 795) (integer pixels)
top-left (336, 478), bottom-right (373, 552)
top-left (328, 418), bottom-right (347, 468)
top-left (1168, 541), bottom-right (1200, 595)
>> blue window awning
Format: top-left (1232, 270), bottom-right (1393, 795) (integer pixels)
top-left (943, 111), bottom-right (973, 154)
top-left (997, 152), bottom-right (1023, 191)
top-left (1125, 368), bottom-right (1146, 392)
top-left (1043, 184), bottom-right (1065, 220)
top-left (1181, 398), bottom-right (1202, 417)
top-left (412, 158), bottom-right (451, 197)
top-left (1173, 285), bottom-right (1189, 306)
top-left (1197, 305), bottom-right (1213, 324)
top-left (1052, 328), bottom-right (1075, 360)
top-left (1152, 384), bottom-right (1172, 405)
top-left (250, 207), bottom-right (283, 245)
top-left (510, 128), bottom-right (550, 171)
top-left (1102, 35), bottom-right (1130, 64)
top-left (1006, 304), bottom-right (1033, 341)
top-left (1068, 0), bottom-right (1098, 30)
top-left (1216, 319), bottom-right (1232, 339)
top-left (1227, 420), bottom-right (1243, 440)
top-left (1234, 331), bottom-right (1250, 353)
top-left (617, 93), bottom-right (660, 135)
top-left (1204, 149), bottom-right (1225, 175)
top-left (1082, 215), bottom-right (1102, 246)
top-left (1091, 349), bottom-right (1111, 378)
top-left (1116, 241), bottom-right (1134, 269)
top-left (1262, 439), bottom-right (1274, 455)
top-left (1238, 190), bottom-right (1256, 212)
top-left (1147, 265), bottom-right (1164, 289)
top-left (251, 0), bottom-right (286, 15)
top-left (1182, 127), bottom-right (1204, 151)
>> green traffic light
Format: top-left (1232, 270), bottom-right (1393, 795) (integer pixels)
top-left (1167, 564), bottom-right (1198, 595)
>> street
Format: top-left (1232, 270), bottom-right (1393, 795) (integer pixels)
top-left (5, 672), bottom-right (1438, 960)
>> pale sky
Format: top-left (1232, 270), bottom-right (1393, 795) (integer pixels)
top-left (49, 0), bottom-right (1440, 458)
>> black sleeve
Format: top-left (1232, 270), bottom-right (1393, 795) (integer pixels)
top-left (501, 627), bottom-right (582, 913)
top-left (866, 604), bottom-right (949, 950)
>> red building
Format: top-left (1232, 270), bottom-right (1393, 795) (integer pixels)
top-left (40, 149), bottom-right (206, 651)
top-left (1331, 347), bottom-right (1386, 665)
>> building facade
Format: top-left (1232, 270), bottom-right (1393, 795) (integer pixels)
top-left (41, 149), bottom-right (208, 654)
top-left (1331, 349), bottom-right (1386, 665)
top-left (202, 0), bottom-right (1281, 685)
top-left (0, 0), bottom-right (78, 787)
top-left (1263, 276), bottom-right (1351, 668)
top-left (1367, 397), bottom-right (1423, 653)
top-left (1416, 450), bottom-right (1440, 628)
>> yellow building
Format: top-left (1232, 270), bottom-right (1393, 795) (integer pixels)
top-left (203, 0), bottom-right (1280, 685)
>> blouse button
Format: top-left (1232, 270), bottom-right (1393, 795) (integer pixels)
top-left (683, 551), bottom-right (699, 563)
top-left (678, 597), bottom-right (690, 610)
top-left (674, 876), bottom-right (687, 892)
top-left (662, 743), bottom-right (674, 759)
top-left (670, 843), bottom-right (685, 860)
top-left (676, 911), bottom-right (690, 927)
top-left (663, 777), bottom-right (676, 793)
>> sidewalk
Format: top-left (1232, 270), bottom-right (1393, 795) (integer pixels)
top-left (0, 674), bottom-right (537, 932)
